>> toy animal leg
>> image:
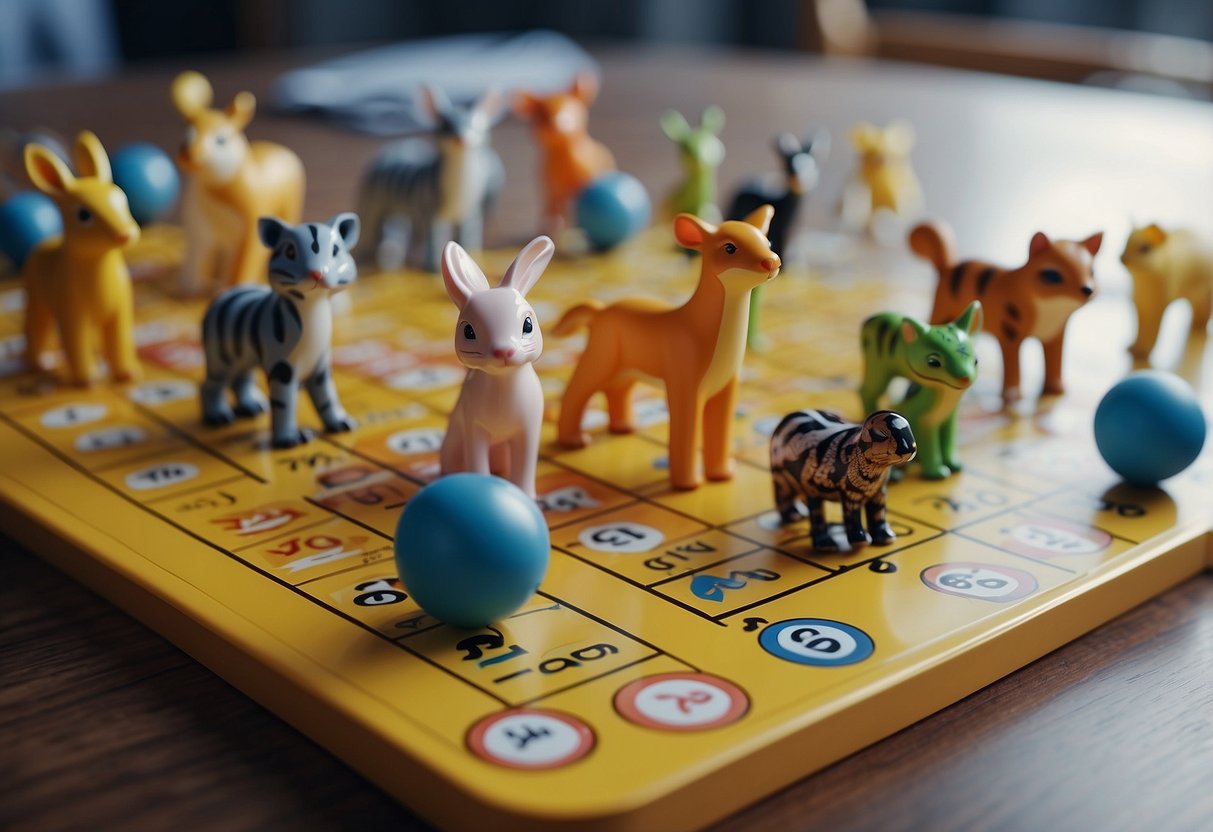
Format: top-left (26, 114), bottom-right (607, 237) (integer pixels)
top-left (747, 286), bottom-right (770, 351)
top-left (558, 349), bottom-right (615, 448)
top-left (771, 470), bottom-right (802, 525)
top-left (858, 367), bottom-right (891, 415)
top-left (232, 371), bottom-right (267, 417)
top-left (102, 306), bottom-right (141, 383)
top-left (702, 379), bottom-right (737, 482)
top-left (665, 383), bottom-right (704, 490)
top-left (267, 362), bottom-right (308, 448)
top-left (507, 426), bottom-right (540, 499)
top-left (306, 365), bottom-right (355, 433)
top-left (58, 321), bottom-right (97, 386)
top-left (23, 293), bottom-right (54, 371)
top-left (806, 497), bottom-right (837, 552)
top-left (914, 431), bottom-right (950, 480)
top-left (998, 336), bottom-right (1022, 404)
top-left (605, 379), bottom-right (637, 433)
top-left (456, 215), bottom-right (483, 256)
top-left (1190, 292), bottom-right (1211, 333)
top-left (425, 220), bottom-right (454, 272)
top-left (841, 500), bottom-right (871, 547)
top-left (1040, 335), bottom-right (1065, 396)
top-left (940, 414), bottom-right (963, 473)
top-left (439, 425), bottom-right (464, 474)
top-left (864, 494), bottom-right (896, 545)
top-left (1130, 282), bottom-right (1166, 359)
top-left (201, 374), bottom-right (235, 426)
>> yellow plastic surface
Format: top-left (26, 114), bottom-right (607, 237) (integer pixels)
top-left (1, 229), bottom-right (1210, 831)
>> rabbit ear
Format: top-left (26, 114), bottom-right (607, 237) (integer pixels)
top-left (74, 131), bottom-right (112, 184)
top-left (441, 241), bottom-right (490, 307)
top-left (25, 143), bottom-right (76, 196)
top-left (500, 236), bottom-right (555, 297)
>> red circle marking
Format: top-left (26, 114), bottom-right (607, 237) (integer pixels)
top-left (614, 672), bottom-right (749, 732)
top-left (466, 708), bottom-right (595, 770)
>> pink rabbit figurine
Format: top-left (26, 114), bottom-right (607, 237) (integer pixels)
top-left (439, 235), bottom-right (554, 498)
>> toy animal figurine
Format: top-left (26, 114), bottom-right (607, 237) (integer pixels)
top-left (358, 86), bottom-right (504, 272)
top-left (513, 72), bottom-right (616, 235)
top-left (840, 120), bottom-right (922, 231)
top-left (171, 70), bottom-right (305, 296)
top-left (439, 236), bottom-right (554, 499)
top-left (555, 206), bottom-right (780, 490)
top-left (1120, 224), bottom-right (1213, 360)
top-left (661, 106), bottom-right (726, 222)
top-left (21, 131), bottom-right (141, 386)
top-left (911, 219), bottom-right (1102, 404)
top-left (770, 409), bottom-right (917, 552)
top-left (727, 129), bottom-right (830, 349)
top-left (860, 303), bottom-right (981, 480)
top-left (200, 214), bottom-right (359, 448)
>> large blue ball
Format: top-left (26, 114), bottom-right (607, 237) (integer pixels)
top-left (1094, 370), bottom-right (1207, 484)
top-left (576, 171), bottom-right (651, 251)
top-left (394, 473), bottom-right (550, 628)
top-left (111, 143), bottom-right (179, 225)
top-left (0, 191), bottom-right (62, 269)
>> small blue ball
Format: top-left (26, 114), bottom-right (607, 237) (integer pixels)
top-left (576, 171), bottom-right (651, 251)
top-left (394, 473), bottom-right (550, 628)
top-left (0, 191), bottom-right (62, 269)
top-left (1094, 370), bottom-right (1207, 484)
top-left (111, 143), bottom-right (180, 226)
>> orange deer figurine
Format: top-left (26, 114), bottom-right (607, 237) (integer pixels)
top-left (171, 70), bottom-right (305, 295)
top-left (513, 72), bottom-right (616, 235)
top-left (22, 131), bottom-right (142, 386)
top-left (555, 206), bottom-right (780, 490)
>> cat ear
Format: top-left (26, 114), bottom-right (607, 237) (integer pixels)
top-left (226, 91), bottom-right (256, 131)
top-left (1028, 232), bottom-right (1052, 257)
top-left (73, 131), bottom-right (112, 184)
top-left (24, 143), bottom-right (76, 196)
top-left (473, 87), bottom-right (504, 124)
top-left (806, 129), bottom-right (831, 162)
top-left (674, 213), bottom-right (712, 249)
top-left (258, 216), bottom-right (290, 249)
top-left (417, 85), bottom-right (448, 126)
top-left (440, 241), bottom-right (490, 308)
top-left (955, 301), bottom-right (983, 336)
top-left (329, 212), bottom-right (360, 250)
top-left (1081, 231), bottom-right (1104, 257)
top-left (660, 110), bottom-right (690, 142)
top-left (701, 105), bottom-right (725, 135)
top-left (501, 236), bottom-right (554, 297)
top-left (900, 317), bottom-right (927, 345)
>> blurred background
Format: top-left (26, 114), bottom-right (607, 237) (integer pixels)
top-left (2, 0), bottom-right (1211, 99)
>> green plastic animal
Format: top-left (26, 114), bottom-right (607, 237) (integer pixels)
top-left (660, 106), bottom-right (725, 222)
top-left (859, 301), bottom-right (982, 479)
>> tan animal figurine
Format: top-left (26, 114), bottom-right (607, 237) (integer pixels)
top-left (1121, 224), bottom-right (1213, 359)
top-left (555, 206), bottom-right (780, 490)
top-left (171, 70), bottom-right (305, 295)
top-left (22, 131), bottom-right (141, 386)
top-left (911, 219), bottom-right (1102, 404)
top-left (841, 120), bottom-right (923, 231)
top-left (513, 72), bottom-right (616, 236)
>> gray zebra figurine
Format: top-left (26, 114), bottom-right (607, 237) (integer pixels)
top-left (769, 409), bottom-right (916, 552)
top-left (358, 86), bottom-right (504, 272)
top-left (200, 213), bottom-right (360, 448)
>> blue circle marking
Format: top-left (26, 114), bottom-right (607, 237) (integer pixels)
top-left (759, 618), bottom-right (875, 667)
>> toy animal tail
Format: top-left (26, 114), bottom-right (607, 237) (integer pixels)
top-left (908, 220), bottom-right (957, 275)
top-left (553, 301), bottom-right (604, 336)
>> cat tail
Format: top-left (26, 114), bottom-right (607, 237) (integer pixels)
top-left (908, 220), bottom-right (958, 275)
top-left (553, 301), bottom-right (605, 336)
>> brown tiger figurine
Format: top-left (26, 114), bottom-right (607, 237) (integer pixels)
top-left (911, 219), bottom-right (1102, 404)
top-left (770, 409), bottom-right (916, 553)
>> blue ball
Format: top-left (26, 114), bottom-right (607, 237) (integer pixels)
top-left (394, 473), bottom-right (550, 628)
top-left (0, 191), bottom-right (62, 269)
top-left (111, 142), bottom-right (180, 226)
top-left (576, 171), bottom-right (651, 251)
top-left (1094, 370), bottom-right (1207, 484)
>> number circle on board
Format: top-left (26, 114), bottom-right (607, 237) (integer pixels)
top-left (578, 522), bottom-right (664, 553)
top-left (466, 709), bottom-right (595, 769)
top-left (919, 562), bottom-right (1039, 602)
top-left (41, 403), bottom-right (107, 428)
top-left (614, 672), bottom-right (749, 731)
top-left (385, 427), bottom-right (444, 456)
top-left (129, 379), bottom-right (195, 405)
top-left (759, 618), bottom-right (875, 666)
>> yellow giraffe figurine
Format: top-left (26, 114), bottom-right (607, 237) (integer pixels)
top-left (171, 70), bottom-right (305, 295)
top-left (22, 131), bottom-right (142, 386)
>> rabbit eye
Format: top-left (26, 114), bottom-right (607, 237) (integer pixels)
top-left (463, 323), bottom-right (476, 340)
top-left (77, 207), bottom-right (92, 224)
top-left (332, 243), bottom-right (339, 256)
top-left (284, 243), bottom-right (297, 260)
top-left (523, 317), bottom-right (533, 335)
top-left (724, 243), bottom-right (737, 254)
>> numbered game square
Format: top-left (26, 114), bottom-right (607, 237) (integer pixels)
top-left (233, 516), bottom-right (395, 585)
top-left (552, 503), bottom-right (708, 583)
top-left (97, 443), bottom-right (245, 502)
top-left (301, 564), bottom-right (436, 638)
top-left (653, 548), bottom-right (831, 617)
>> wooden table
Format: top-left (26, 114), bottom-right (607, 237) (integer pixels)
top-left (3, 45), bottom-right (1211, 831)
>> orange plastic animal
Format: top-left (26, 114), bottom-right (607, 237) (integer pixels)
top-left (22, 131), bottom-right (142, 386)
top-left (513, 73), bottom-right (616, 234)
top-left (171, 70), bottom-right (305, 295)
top-left (555, 206), bottom-right (780, 490)
top-left (912, 219), bottom-right (1102, 404)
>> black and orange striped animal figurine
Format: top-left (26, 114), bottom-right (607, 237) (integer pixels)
top-left (911, 219), bottom-right (1102, 405)
top-left (770, 409), bottom-right (917, 552)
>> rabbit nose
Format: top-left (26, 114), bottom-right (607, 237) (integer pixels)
top-left (493, 347), bottom-right (516, 360)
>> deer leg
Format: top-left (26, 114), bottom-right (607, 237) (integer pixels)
top-left (665, 377), bottom-right (703, 490)
top-left (702, 378), bottom-right (738, 481)
top-left (605, 379), bottom-right (637, 433)
top-left (1041, 334), bottom-right (1065, 396)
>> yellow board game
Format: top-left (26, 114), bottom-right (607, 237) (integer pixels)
top-left (1, 227), bottom-right (1210, 831)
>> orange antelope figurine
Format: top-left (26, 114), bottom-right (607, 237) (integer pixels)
top-left (22, 131), bottom-right (142, 386)
top-left (513, 72), bottom-right (616, 234)
top-left (171, 70), bottom-right (305, 295)
top-left (555, 206), bottom-right (780, 490)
